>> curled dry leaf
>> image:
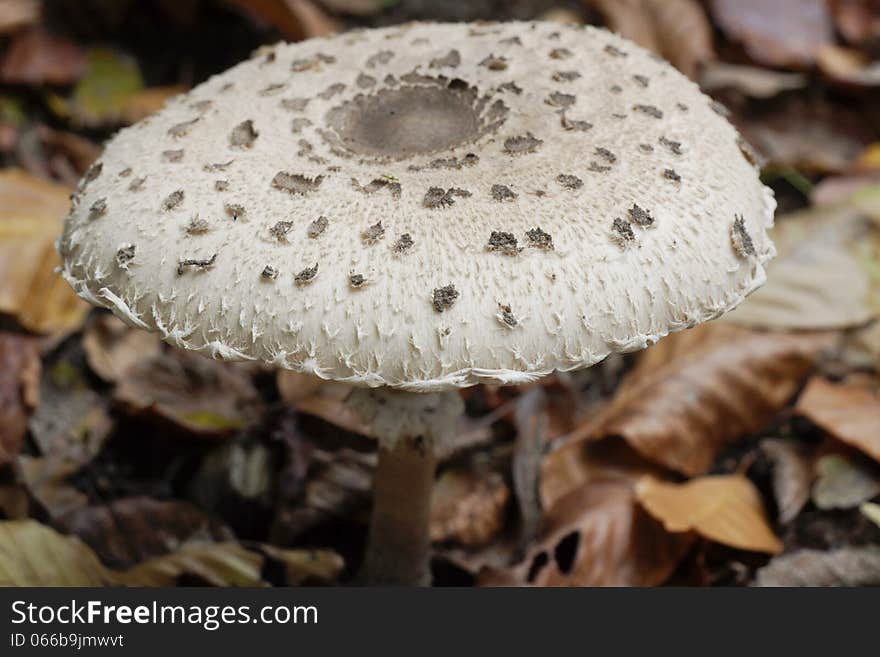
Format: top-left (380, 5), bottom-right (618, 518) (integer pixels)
top-left (430, 468), bottom-right (509, 548)
top-left (583, 0), bottom-right (714, 78)
top-left (565, 323), bottom-right (828, 476)
top-left (636, 475), bottom-right (783, 554)
top-left (115, 351), bottom-right (263, 438)
top-left (754, 546), bottom-right (880, 586)
top-left (0, 332), bottom-right (40, 467)
top-left (812, 454), bottom-right (880, 510)
top-left (0, 27), bottom-right (86, 85)
top-left (708, 0), bottom-right (834, 68)
top-left (83, 314), bottom-right (162, 383)
top-left (278, 370), bottom-right (371, 436)
top-left (482, 478), bottom-right (692, 586)
top-left (0, 169), bottom-right (89, 334)
top-left (0, 519), bottom-right (343, 586)
top-left (760, 438), bottom-right (813, 524)
top-left (54, 496), bottom-right (235, 569)
top-left (724, 204), bottom-right (880, 330)
top-left (797, 375), bottom-right (880, 463)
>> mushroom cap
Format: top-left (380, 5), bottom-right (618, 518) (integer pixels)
top-left (59, 22), bottom-right (775, 392)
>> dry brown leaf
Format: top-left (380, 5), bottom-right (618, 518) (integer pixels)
top-left (0, 0), bottom-right (40, 35)
top-left (709, 0), bottom-right (834, 68)
top-left (16, 456), bottom-right (88, 519)
top-left (430, 469), bottom-right (509, 548)
top-left (724, 204), bottom-right (880, 330)
top-left (812, 454), bottom-right (880, 510)
top-left (227, 0), bottom-right (340, 41)
top-left (83, 314), bottom-right (162, 383)
top-left (584, 0), bottom-right (714, 78)
top-left (817, 44), bottom-right (880, 87)
top-left (115, 351), bottom-right (263, 438)
top-left (636, 475), bottom-right (783, 554)
top-left (0, 332), bottom-right (40, 467)
top-left (0, 27), bottom-right (86, 85)
top-left (116, 85), bottom-right (185, 125)
top-left (277, 371), bottom-right (371, 435)
top-left (0, 169), bottom-right (89, 333)
top-left (565, 324), bottom-right (828, 476)
top-left (482, 478), bottom-right (692, 586)
top-left (797, 376), bottom-right (880, 463)
top-left (760, 438), bottom-right (813, 524)
top-left (754, 546), bottom-right (880, 586)
top-left (830, 0), bottom-right (880, 46)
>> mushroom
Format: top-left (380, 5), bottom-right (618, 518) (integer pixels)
top-left (58, 22), bottom-right (775, 585)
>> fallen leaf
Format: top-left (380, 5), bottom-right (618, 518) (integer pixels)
top-left (861, 501), bottom-right (880, 528)
top-left (83, 314), bottom-right (162, 383)
top-left (724, 203), bottom-right (880, 329)
top-left (0, 0), bottom-right (40, 35)
top-left (251, 544), bottom-right (345, 586)
top-left (0, 27), bottom-right (86, 85)
top-left (0, 168), bottom-right (89, 333)
top-left (754, 546), bottom-right (880, 586)
top-left (0, 519), bottom-right (110, 586)
top-left (114, 350), bottom-right (263, 438)
top-left (812, 454), bottom-right (880, 510)
top-left (817, 44), bottom-right (880, 87)
top-left (830, 0), bottom-right (880, 46)
top-left (760, 438), bottom-right (813, 524)
top-left (34, 124), bottom-right (101, 177)
top-left (483, 478), bottom-right (692, 586)
top-left (278, 371), bottom-right (371, 436)
top-left (16, 456), bottom-right (88, 519)
top-left (227, 0), bottom-right (340, 41)
top-left (636, 475), bottom-right (783, 554)
top-left (700, 62), bottom-right (807, 99)
top-left (708, 0), bottom-right (834, 68)
top-left (430, 468), bottom-right (509, 548)
top-left (0, 332), bottom-right (40, 466)
top-left (54, 497), bottom-right (234, 569)
top-left (565, 324), bottom-right (828, 476)
top-left (584, 0), bottom-right (714, 78)
top-left (797, 376), bottom-right (880, 463)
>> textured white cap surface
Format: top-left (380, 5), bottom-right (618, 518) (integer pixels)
top-left (60, 22), bottom-right (775, 391)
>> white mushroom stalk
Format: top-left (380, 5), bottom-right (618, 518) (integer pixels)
top-left (58, 21), bottom-right (775, 586)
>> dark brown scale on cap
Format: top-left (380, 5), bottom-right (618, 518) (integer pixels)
top-left (352, 176), bottom-right (402, 199)
top-left (89, 198), bottom-right (107, 219)
top-left (432, 284), bottom-right (459, 312)
top-left (611, 218), bottom-right (635, 246)
top-left (588, 162), bottom-right (611, 173)
top-left (230, 120), bottom-right (258, 148)
top-left (498, 81), bottom-right (522, 95)
top-left (430, 49), bottom-right (461, 68)
top-left (731, 215), bottom-right (756, 257)
top-left (486, 231), bottom-right (519, 255)
top-left (81, 161), bottom-right (102, 188)
top-left (546, 91), bottom-right (576, 108)
top-left (595, 147), bottom-right (617, 163)
top-left (634, 104), bottom-right (663, 119)
top-left (633, 74), bottom-right (649, 87)
top-left (557, 174), bottom-right (583, 190)
top-left (526, 227), bottom-right (553, 250)
top-left (423, 187), bottom-right (471, 208)
top-left (500, 35), bottom-right (522, 46)
top-left (393, 233), bottom-right (414, 253)
top-left (161, 190), bottom-right (184, 211)
top-left (295, 263), bottom-right (318, 285)
top-left (677, 102), bottom-right (689, 112)
top-left (491, 184), bottom-right (517, 201)
top-left (177, 253), bottom-right (217, 275)
top-left (605, 44), bottom-right (627, 57)
top-left (261, 265), bottom-right (279, 280)
top-left (659, 136), bottom-right (683, 155)
top-left (628, 204), bottom-right (654, 227)
top-left (116, 244), bottom-right (135, 267)
top-left (480, 54), bottom-right (508, 70)
top-left (349, 273), bottom-right (367, 288)
top-left (191, 99), bottom-right (212, 113)
top-left (553, 70), bottom-right (581, 82)
top-left (187, 216), bottom-right (209, 235)
top-left (639, 144), bottom-right (654, 153)
top-left (270, 220), bottom-right (293, 241)
top-left (291, 118), bottom-right (312, 134)
top-left (366, 50), bottom-right (394, 68)
top-left (162, 149), bottom-right (184, 163)
top-left (214, 180), bottom-right (229, 192)
top-left (291, 56), bottom-right (322, 72)
top-left (560, 113), bottom-right (592, 132)
top-left (281, 97), bottom-right (310, 112)
top-left (272, 172), bottom-right (324, 195)
top-left (307, 216), bottom-right (329, 238)
top-left (259, 83), bottom-right (286, 96)
top-left (504, 133), bottom-right (542, 155)
top-left (224, 203), bottom-right (245, 220)
top-left (663, 168), bottom-right (681, 182)
top-left (362, 221), bottom-right (385, 244)
top-left (710, 100), bottom-right (730, 117)
top-left (318, 83), bottom-right (346, 100)
top-left (118, 167), bottom-right (132, 178)
top-left (129, 177), bottom-right (146, 192)
top-left (203, 160), bottom-right (233, 172)
top-left (357, 73), bottom-right (376, 88)
top-left (498, 304), bottom-right (517, 328)
top-left (549, 48), bottom-right (572, 59)
top-left (168, 117), bottom-right (199, 138)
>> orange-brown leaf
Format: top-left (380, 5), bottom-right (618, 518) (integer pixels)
top-left (636, 474), bottom-right (783, 554)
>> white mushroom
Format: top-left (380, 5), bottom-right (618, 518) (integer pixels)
top-left (58, 21), bottom-right (776, 586)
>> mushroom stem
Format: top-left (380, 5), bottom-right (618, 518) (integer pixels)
top-left (361, 436), bottom-right (436, 586)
